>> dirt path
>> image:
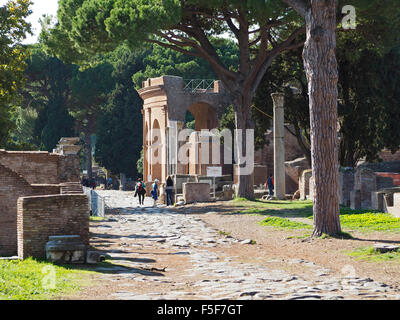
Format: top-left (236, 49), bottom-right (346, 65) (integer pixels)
top-left (64, 191), bottom-right (400, 300)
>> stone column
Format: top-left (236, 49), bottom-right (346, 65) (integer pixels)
top-left (271, 93), bottom-right (285, 200)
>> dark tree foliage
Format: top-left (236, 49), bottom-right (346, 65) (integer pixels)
top-left (23, 48), bottom-right (75, 151)
top-left (95, 49), bottom-right (145, 178)
top-left (253, 5), bottom-right (400, 168)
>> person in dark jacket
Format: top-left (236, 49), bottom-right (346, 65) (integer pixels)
top-left (135, 178), bottom-right (146, 205)
top-left (265, 174), bottom-right (274, 196)
top-left (165, 176), bottom-right (174, 206)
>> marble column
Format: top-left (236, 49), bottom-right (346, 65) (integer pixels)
top-left (271, 93), bottom-right (285, 200)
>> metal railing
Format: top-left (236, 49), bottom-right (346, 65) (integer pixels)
top-left (183, 79), bottom-right (215, 93)
top-left (83, 187), bottom-right (105, 217)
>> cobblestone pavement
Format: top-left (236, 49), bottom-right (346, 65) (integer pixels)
top-left (90, 190), bottom-right (400, 300)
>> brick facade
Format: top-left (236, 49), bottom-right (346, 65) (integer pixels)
top-left (0, 164), bottom-right (63, 256)
top-left (0, 164), bottom-right (33, 256)
top-left (0, 148), bottom-right (81, 257)
top-left (0, 150), bottom-right (80, 184)
top-left (17, 194), bottom-right (89, 259)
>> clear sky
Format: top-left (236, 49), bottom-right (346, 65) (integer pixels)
top-left (0, 0), bottom-right (59, 44)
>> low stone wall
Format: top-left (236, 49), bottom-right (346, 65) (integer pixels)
top-left (17, 194), bottom-right (89, 259)
top-left (183, 182), bottom-right (210, 204)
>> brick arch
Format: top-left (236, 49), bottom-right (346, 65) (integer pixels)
top-left (187, 101), bottom-right (219, 131)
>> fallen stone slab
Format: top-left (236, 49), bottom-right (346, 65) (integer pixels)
top-left (45, 235), bottom-right (86, 264)
top-left (240, 239), bottom-right (255, 245)
top-left (373, 243), bottom-right (399, 253)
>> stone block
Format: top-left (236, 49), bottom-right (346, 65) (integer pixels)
top-left (371, 191), bottom-right (384, 211)
top-left (373, 243), bottom-right (399, 253)
top-left (339, 168), bottom-right (355, 207)
top-left (300, 169), bottom-right (312, 200)
top-left (350, 190), bottom-right (361, 210)
top-left (45, 235), bottom-right (86, 264)
top-left (308, 176), bottom-right (314, 201)
top-left (183, 182), bottom-right (210, 204)
top-left (86, 251), bottom-right (106, 264)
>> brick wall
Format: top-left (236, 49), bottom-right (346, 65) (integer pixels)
top-left (17, 194), bottom-right (89, 259)
top-left (0, 164), bottom-right (62, 256)
top-left (0, 150), bottom-right (60, 184)
top-left (0, 164), bottom-right (33, 256)
top-left (0, 150), bottom-right (80, 184)
top-left (58, 154), bottom-right (80, 182)
top-left (375, 173), bottom-right (400, 186)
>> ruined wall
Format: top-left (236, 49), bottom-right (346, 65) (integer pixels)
top-left (0, 164), bottom-right (61, 256)
top-left (339, 169), bottom-right (355, 207)
top-left (352, 168), bottom-right (377, 209)
top-left (58, 155), bottom-right (80, 182)
top-left (0, 150), bottom-right (59, 184)
top-left (17, 194), bottom-right (89, 259)
top-left (255, 128), bottom-right (307, 193)
top-left (0, 164), bottom-right (34, 256)
top-left (0, 150), bottom-right (80, 184)
top-left (285, 157), bottom-right (310, 194)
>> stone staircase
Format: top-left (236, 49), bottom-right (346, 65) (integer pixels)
top-left (60, 182), bottom-right (83, 194)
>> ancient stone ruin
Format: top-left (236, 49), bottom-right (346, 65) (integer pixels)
top-left (138, 75), bottom-right (309, 202)
top-left (300, 161), bottom-right (400, 217)
top-left (0, 138), bottom-right (90, 259)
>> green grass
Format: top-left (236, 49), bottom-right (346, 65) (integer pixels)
top-left (258, 216), bottom-right (312, 230)
top-left (347, 246), bottom-right (400, 262)
top-left (0, 257), bottom-right (95, 300)
top-left (340, 213), bottom-right (400, 232)
top-left (218, 230), bottom-right (231, 237)
top-left (90, 216), bottom-right (106, 221)
top-left (231, 199), bottom-right (314, 218)
top-left (232, 199), bottom-right (400, 233)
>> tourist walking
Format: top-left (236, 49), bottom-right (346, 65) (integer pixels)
top-left (266, 174), bottom-right (274, 197)
top-left (106, 177), bottom-right (112, 190)
top-left (151, 179), bottom-right (159, 206)
top-left (165, 175), bottom-right (174, 206)
top-left (135, 178), bottom-right (146, 205)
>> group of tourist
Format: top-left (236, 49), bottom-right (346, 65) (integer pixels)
top-left (81, 177), bottom-right (97, 189)
top-left (134, 175), bottom-right (175, 206)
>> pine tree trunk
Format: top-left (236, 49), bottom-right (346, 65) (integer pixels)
top-left (234, 94), bottom-right (255, 199)
top-left (303, 0), bottom-right (341, 236)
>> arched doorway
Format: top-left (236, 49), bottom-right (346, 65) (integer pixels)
top-left (184, 102), bottom-right (220, 176)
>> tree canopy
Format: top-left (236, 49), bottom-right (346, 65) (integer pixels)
top-left (95, 49), bottom-right (145, 178)
top-left (0, 0), bottom-right (32, 146)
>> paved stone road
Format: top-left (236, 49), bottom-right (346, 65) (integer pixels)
top-left (90, 190), bottom-right (400, 300)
